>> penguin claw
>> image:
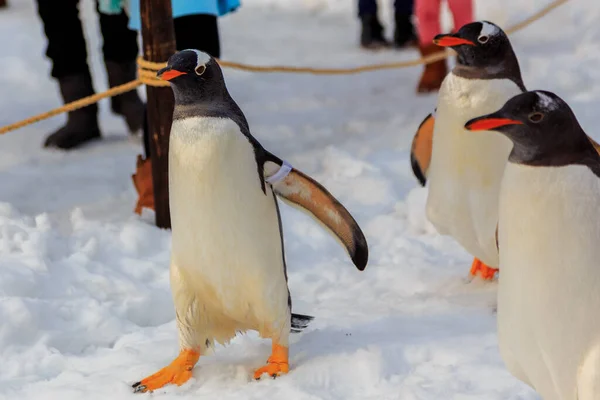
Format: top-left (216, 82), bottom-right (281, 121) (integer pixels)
top-left (132, 365), bottom-right (193, 393)
top-left (253, 362), bottom-right (289, 380)
top-left (253, 344), bottom-right (289, 380)
top-left (132, 349), bottom-right (199, 393)
top-left (469, 258), bottom-right (498, 280)
top-left (131, 382), bottom-right (146, 393)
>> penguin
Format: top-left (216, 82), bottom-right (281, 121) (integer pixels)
top-left (412, 21), bottom-right (600, 281)
top-left (423, 20), bottom-right (524, 281)
top-left (131, 49), bottom-right (369, 393)
top-left (465, 90), bottom-right (600, 400)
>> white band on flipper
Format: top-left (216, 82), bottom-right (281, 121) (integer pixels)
top-left (266, 160), bottom-right (293, 184)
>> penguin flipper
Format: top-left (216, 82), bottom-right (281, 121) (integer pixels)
top-left (587, 135), bottom-right (600, 155)
top-left (263, 157), bottom-right (368, 271)
top-left (410, 111), bottom-right (435, 187)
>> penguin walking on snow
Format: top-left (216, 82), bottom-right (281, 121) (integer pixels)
top-left (422, 21), bottom-right (524, 281)
top-left (131, 50), bottom-right (369, 393)
top-left (465, 90), bottom-right (600, 400)
top-left (409, 21), bottom-right (600, 281)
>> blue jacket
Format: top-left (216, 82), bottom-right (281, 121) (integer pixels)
top-left (99, 0), bottom-right (241, 30)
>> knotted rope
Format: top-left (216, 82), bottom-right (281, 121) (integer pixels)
top-left (0, 0), bottom-right (569, 136)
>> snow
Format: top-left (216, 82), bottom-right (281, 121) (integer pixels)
top-left (1, 0), bottom-right (599, 399)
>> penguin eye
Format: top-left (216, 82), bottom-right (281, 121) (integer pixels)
top-left (195, 65), bottom-right (206, 76)
top-left (528, 112), bottom-right (544, 123)
top-left (478, 35), bottom-right (489, 44)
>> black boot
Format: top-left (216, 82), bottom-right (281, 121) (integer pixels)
top-left (394, 13), bottom-right (417, 48)
top-left (360, 14), bottom-right (390, 49)
top-left (106, 60), bottom-right (145, 135)
top-left (44, 73), bottom-right (101, 150)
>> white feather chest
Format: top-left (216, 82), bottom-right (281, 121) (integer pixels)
top-left (497, 162), bottom-right (600, 400)
top-left (426, 73), bottom-right (521, 266)
top-left (167, 116), bottom-right (288, 330)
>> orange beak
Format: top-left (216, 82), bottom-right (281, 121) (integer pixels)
top-left (158, 69), bottom-right (187, 81)
top-left (433, 34), bottom-right (475, 47)
top-left (465, 118), bottom-right (524, 131)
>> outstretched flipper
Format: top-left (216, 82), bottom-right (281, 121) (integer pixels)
top-left (587, 135), bottom-right (600, 155)
top-left (410, 111), bottom-right (435, 187)
top-left (262, 154), bottom-right (368, 271)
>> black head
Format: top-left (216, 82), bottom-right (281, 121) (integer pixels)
top-left (465, 90), bottom-right (596, 165)
top-left (157, 49), bottom-right (228, 105)
top-left (434, 21), bottom-right (510, 68)
top-left (434, 21), bottom-right (524, 88)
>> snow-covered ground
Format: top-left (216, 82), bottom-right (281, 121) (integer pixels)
top-left (1, 0), bottom-right (598, 399)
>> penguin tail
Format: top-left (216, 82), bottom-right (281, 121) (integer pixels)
top-left (291, 313), bottom-right (314, 333)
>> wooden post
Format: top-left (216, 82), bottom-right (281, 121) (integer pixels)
top-left (140, 0), bottom-right (176, 229)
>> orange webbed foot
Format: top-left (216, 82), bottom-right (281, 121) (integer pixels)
top-left (253, 343), bottom-right (289, 380)
top-left (132, 349), bottom-right (200, 393)
top-left (469, 258), bottom-right (498, 281)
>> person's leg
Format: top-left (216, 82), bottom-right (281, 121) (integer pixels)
top-left (393, 0), bottom-right (417, 48)
top-left (447, 0), bottom-right (473, 32)
top-left (98, 2), bottom-right (144, 135)
top-left (34, 0), bottom-right (100, 149)
top-left (415, 0), bottom-right (442, 45)
top-left (357, 0), bottom-right (389, 49)
top-left (415, 0), bottom-right (447, 93)
top-left (36, 0), bottom-right (89, 79)
top-left (358, 0), bottom-right (377, 16)
top-left (174, 14), bottom-right (221, 57)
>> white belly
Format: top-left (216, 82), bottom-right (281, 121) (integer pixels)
top-left (426, 73), bottom-right (519, 266)
top-left (168, 116), bottom-right (289, 339)
top-left (497, 163), bottom-right (600, 400)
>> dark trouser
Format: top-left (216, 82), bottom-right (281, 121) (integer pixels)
top-left (35, 0), bottom-right (139, 79)
top-left (174, 14), bottom-right (221, 58)
top-left (358, 0), bottom-right (414, 17)
top-left (142, 13), bottom-right (222, 157)
top-left (35, 0), bottom-right (220, 156)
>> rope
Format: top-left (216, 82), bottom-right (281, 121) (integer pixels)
top-left (0, 63), bottom-right (169, 135)
top-left (138, 50), bottom-right (453, 74)
top-left (138, 67), bottom-right (171, 87)
top-left (0, 0), bottom-right (570, 136)
top-left (503, 0), bottom-right (568, 35)
top-left (138, 0), bottom-right (569, 75)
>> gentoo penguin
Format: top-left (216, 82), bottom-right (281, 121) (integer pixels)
top-left (131, 50), bottom-right (369, 393)
top-left (412, 21), bottom-right (600, 281)
top-left (465, 90), bottom-right (600, 400)
top-left (423, 20), bottom-right (524, 281)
